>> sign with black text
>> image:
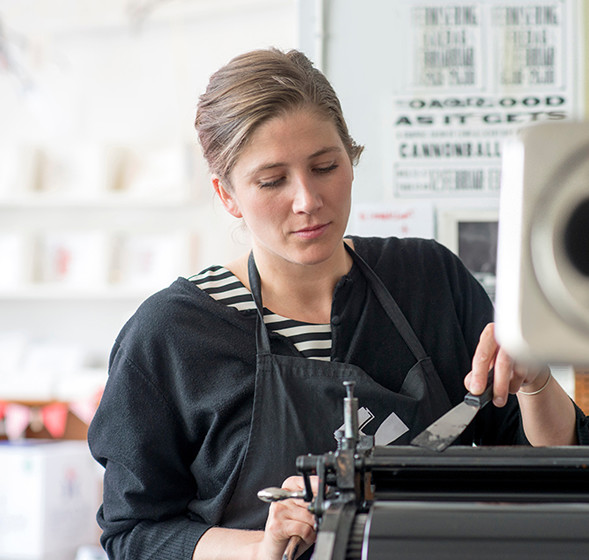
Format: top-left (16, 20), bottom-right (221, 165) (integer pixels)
top-left (389, 0), bottom-right (582, 196)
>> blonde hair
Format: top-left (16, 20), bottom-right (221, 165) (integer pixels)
top-left (195, 48), bottom-right (363, 183)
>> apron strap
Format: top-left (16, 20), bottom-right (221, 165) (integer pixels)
top-left (248, 252), bottom-right (272, 354)
top-left (345, 243), bottom-right (428, 361)
top-left (248, 245), bottom-right (428, 361)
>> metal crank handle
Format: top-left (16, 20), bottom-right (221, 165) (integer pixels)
top-left (257, 487), bottom-right (306, 502)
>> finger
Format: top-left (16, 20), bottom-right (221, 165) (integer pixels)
top-left (282, 476), bottom-right (311, 493)
top-left (282, 475), bottom-right (319, 489)
top-left (266, 503), bottom-right (316, 546)
top-left (270, 496), bottom-right (315, 526)
top-left (464, 370), bottom-right (472, 388)
top-left (472, 323), bottom-right (499, 370)
top-left (283, 520), bottom-right (316, 548)
top-left (491, 348), bottom-right (514, 407)
top-left (282, 476), bottom-right (303, 489)
top-left (470, 323), bottom-right (498, 394)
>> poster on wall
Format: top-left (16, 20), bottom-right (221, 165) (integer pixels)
top-left (389, 0), bottom-right (583, 197)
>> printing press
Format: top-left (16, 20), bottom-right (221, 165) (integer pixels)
top-left (261, 381), bottom-right (589, 560)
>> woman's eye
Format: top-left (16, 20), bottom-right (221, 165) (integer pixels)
top-left (258, 177), bottom-right (285, 188)
top-left (314, 163), bottom-right (338, 174)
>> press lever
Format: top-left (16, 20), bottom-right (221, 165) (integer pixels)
top-left (257, 487), bottom-right (306, 502)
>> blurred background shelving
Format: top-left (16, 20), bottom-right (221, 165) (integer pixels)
top-left (0, 0), bottom-right (297, 378)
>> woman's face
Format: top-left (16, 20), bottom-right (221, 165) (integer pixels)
top-left (216, 108), bottom-right (354, 271)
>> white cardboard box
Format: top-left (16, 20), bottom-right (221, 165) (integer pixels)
top-left (0, 440), bottom-right (102, 560)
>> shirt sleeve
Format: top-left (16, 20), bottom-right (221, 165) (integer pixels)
top-left (574, 405), bottom-right (589, 444)
top-left (88, 343), bottom-right (209, 560)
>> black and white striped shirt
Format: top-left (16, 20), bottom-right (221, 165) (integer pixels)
top-left (190, 266), bottom-right (332, 361)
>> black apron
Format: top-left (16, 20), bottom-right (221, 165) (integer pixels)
top-left (221, 244), bottom-right (451, 530)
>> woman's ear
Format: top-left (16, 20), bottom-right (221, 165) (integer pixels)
top-left (213, 176), bottom-right (242, 218)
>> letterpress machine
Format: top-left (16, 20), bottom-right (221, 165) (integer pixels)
top-left (261, 381), bottom-right (589, 560)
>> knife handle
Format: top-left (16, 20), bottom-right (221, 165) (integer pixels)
top-left (464, 369), bottom-right (494, 407)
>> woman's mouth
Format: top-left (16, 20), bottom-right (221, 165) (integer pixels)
top-left (293, 223), bottom-right (330, 239)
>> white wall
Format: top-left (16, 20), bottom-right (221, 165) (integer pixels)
top-left (0, 0), bottom-right (298, 367)
top-left (299, 0), bottom-right (405, 204)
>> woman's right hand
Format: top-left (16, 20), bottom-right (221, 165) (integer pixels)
top-left (258, 476), bottom-right (317, 559)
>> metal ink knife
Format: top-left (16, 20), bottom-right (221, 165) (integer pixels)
top-left (411, 369), bottom-right (494, 452)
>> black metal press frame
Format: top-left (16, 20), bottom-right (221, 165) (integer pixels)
top-left (292, 382), bottom-right (589, 559)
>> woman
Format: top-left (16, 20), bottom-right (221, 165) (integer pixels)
top-left (88, 48), bottom-right (588, 560)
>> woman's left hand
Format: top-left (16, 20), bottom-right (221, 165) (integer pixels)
top-left (464, 323), bottom-right (549, 407)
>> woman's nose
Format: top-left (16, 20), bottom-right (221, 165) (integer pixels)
top-left (292, 176), bottom-right (323, 214)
